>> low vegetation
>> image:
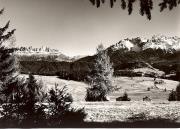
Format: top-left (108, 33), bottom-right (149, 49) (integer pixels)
top-left (116, 92), bottom-right (131, 101)
top-left (0, 74), bottom-right (87, 127)
top-left (168, 83), bottom-right (180, 101)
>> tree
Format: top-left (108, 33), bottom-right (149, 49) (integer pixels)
top-left (175, 83), bottom-right (180, 100)
top-left (19, 73), bottom-right (46, 127)
top-left (0, 8), bottom-right (17, 103)
top-left (86, 44), bottom-right (114, 101)
top-left (48, 84), bottom-right (86, 127)
top-left (89, 0), bottom-right (180, 20)
top-left (168, 89), bottom-right (176, 101)
top-left (116, 91), bottom-right (131, 101)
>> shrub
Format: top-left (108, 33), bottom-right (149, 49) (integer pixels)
top-left (164, 88), bottom-right (167, 92)
top-left (147, 87), bottom-right (151, 91)
top-left (143, 96), bottom-right (151, 101)
top-left (85, 87), bottom-right (107, 101)
top-left (60, 108), bottom-right (87, 127)
top-left (48, 84), bottom-right (86, 127)
top-left (0, 74), bottom-right (47, 127)
top-left (168, 83), bottom-right (180, 101)
top-left (175, 83), bottom-right (180, 101)
top-left (168, 90), bottom-right (176, 101)
top-left (116, 92), bottom-right (131, 101)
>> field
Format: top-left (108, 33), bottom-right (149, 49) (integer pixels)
top-left (20, 74), bottom-right (180, 122)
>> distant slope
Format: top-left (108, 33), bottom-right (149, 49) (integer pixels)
top-left (18, 35), bottom-right (180, 81)
top-left (15, 46), bottom-right (83, 62)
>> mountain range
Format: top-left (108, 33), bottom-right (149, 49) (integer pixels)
top-left (109, 35), bottom-right (180, 52)
top-left (17, 35), bottom-right (180, 81)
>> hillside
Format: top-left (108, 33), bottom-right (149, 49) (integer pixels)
top-left (19, 74), bottom-right (180, 123)
top-left (17, 35), bottom-right (180, 81)
top-left (20, 74), bottom-right (179, 101)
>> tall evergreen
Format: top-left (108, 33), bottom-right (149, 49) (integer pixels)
top-left (175, 83), bottom-right (180, 101)
top-left (86, 44), bottom-right (114, 101)
top-left (20, 73), bottom-right (46, 127)
top-left (0, 8), bottom-right (17, 103)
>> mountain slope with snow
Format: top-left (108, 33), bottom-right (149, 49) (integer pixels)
top-left (109, 35), bottom-right (180, 52)
top-left (14, 46), bottom-right (83, 62)
top-left (143, 35), bottom-right (180, 51)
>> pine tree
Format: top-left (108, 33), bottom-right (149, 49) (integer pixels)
top-left (89, 0), bottom-right (180, 20)
top-left (175, 83), bottom-right (180, 101)
top-left (168, 90), bottom-right (176, 101)
top-left (0, 8), bottom-right (17, 103)
top-left (86, 44), bottom-right (114, 101)
top-left (19, 73), bottom-right (46, 127)
top-left (48, 84), bottom-right (86, 127)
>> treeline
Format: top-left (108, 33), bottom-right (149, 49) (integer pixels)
top-left (19, 60), bottom-right (94, 81)
top-left (16, 54), bottom-right (59, 61)
top-left (18, 47), bottom-right (180, 81)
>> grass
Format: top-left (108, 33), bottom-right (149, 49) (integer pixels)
top-left (20, 75), bottom-right (179, 101)
top-left (71, 101), bottom-right (180, 123)
top-left (18, 74), bottom-right (180, 124)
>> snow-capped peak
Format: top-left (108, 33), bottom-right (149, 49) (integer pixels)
top-left (113, 39), bottom-right (134, 51)
top-left (110, 35), bottom-right (180, 53)
top-left (143, 35), bottom-right (180, 51)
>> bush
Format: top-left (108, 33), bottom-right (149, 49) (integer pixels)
top-left (116, 92), bottom-right (131, 101)
top-left (164, 88), bottom-right (167, 92)
top-left (85, 87), bottom-right (107, 101)
top-left (175, 83), bottom-right (180, 101)
top-left (48, 84), bottom-right (86, 127)
top-left (168, 90), bottom-right (176, 101)
top-left (168, 83), bottom-right (180, 101)
top-left (143, 96), bottom-right (151, 101)
top-left (0, 74), bottom-right (48, 127)
top-left (60, 108), bottom-right (87, 127)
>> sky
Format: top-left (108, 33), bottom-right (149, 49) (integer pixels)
top-left (0, 0), bottom-right (180, 56)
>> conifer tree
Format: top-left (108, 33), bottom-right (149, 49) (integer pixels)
top-left (0, 8), bottom-right (17, 103)
top-left (168, 90), bottom-right (176, 101)
top-left (89, 0), bottom-right (180, 20)
top-left (175, 83), bottom-right (180, 101)
top-left (48, 84), bottom-right (86, 127)
top-left (86, 44), bottom-right (114, 101)
top-left (20, 73), bottom-right (46, 127)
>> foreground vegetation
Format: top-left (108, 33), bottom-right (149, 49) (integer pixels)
top-left (0, 6), bottom-right (180, 128)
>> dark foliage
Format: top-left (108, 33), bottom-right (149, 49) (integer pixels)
top-left (143, 96), bottom-right (151, 101)
top-left (0, 75), bottom-right (86, 127)
top-left (0, 73), bottom-right (47, 127)
top-left (20, 60), bottom-right (93, 81)
top-left (19, 46), bottom-right (178, 80)
top-left (168, 83), bottom-right (180, 101)
top-left (60, 108), bottom-right (86, 127)
top-left (48, 84), bottom-right (86, 127)
top-left (85, 87), bottom-right (107, 101)
top-left (168, 90), bottom-right (176, 101)
top-left (116, 92), bottom-right (131, 101)
top-left (89, 0), bottom-right (180, 20)
top-left (175, 83), bottom-right (180, 100)
top-left (0, 8), bottom-right (17, 84)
